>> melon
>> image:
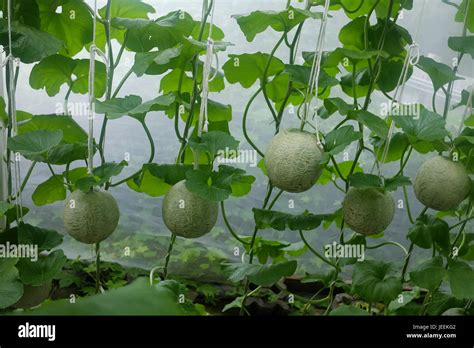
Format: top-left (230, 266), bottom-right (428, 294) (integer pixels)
top-left (414, 156), bottom-right (470, 211)
top-left (12, 281), bottom-right (52, 309)
top-left (441, 308), bottom-right (465, 316)
top-left (64, 190), bottom-right (120, 244)
top-left (264, 128), bottom-right (323, 193)
top-left (343, 187), bottom-right (395, 235)
top-left (162, 180), bottom-right (218, 238)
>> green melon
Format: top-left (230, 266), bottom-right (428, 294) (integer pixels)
top-left (343, 187), bottom-right (395, 235)
top-left (441, 308), bottom-right (465, 316)
top-left (264, 128), bottom-right (323, 193)
top-left (12, 281), bottom-right (52, 309)
top-left (64, 190), bottom-right (120, 244)
top-left (162, 180), bottom-right (218, 238)
top-left (414, 156), bottom-right (470, 211)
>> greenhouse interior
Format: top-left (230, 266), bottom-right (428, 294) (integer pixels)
top-left (0, 0), bottom-right (473, 327)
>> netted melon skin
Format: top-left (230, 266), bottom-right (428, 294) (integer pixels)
top-left (264, 128), bottom-right (323, 193)
top-left (64, 190), bottom-right (120, 244)
top-left (414, 156), bottom-right (470, 211)
top-left (12, 281), bottom-right (52, 309)
top-left (343, 187), bottom-right (395, 235)
top-left (162, 180), bottom-right (218, 239)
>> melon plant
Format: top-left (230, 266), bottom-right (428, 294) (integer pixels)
top-left (414, 156), bottom-right (471, 211)
top-left (12, 281), bottom-right (52, 309)
top-left (264, 128), bottom-right (323, 193)
top-left (64, 190), bottom-right (120, 244)
top-left (162, 180), bottom-right (218, 238)
top-left (342, 187), bottom-right (395, 235)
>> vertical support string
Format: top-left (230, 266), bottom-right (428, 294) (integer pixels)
top-left (194, 0), bottom-right (216, 170)
top-left (376, 0), bottom-right (426, 177)
top-left (300, 0), bottom-right (330, 147)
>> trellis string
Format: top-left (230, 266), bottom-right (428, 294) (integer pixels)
top-left (300, 0), bottom-right (330, 147)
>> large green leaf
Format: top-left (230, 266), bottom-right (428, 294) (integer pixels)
top-left (32, 175), bottom-right (66, 206)
top-left (391, 107), bottom-right (449, 144)
top-left (0, 20), bottom-right (61, 63)
top-left (25, 278), bottom-right (197, 315)
top-left (351, 260), bottom-right (402, 303)
top-left (410, 257), bottom-right (446, 291)
top-left (223, 53), bottom-right (285, 88)
top-left (408, 215), bottom-right (450, 251)
top-left (447, 260), bottom-right (474, 300)
top-left (322, 125), bottom-right (362, 162)
top-left (95, 94), bottom-right (175, 120)
top-left (223, 261), bottom-right (297, 286)
top-left (17, 223), bottom-right (63, 252)
top-left (455, 0), bottom-right (474, 33)
top-left (388, 286), bottom-right (420, 312)
top-left (8, 130), bottom-right (63, 161)
top-left (350, 110), bottom-right (389, 139)
top-left (448, 36), bottom-right (474, 59)
top-left (188, 131), bottom-right (239, 160)
top-left (17, 250), bottom-right (67, 286)
top-left (417, 56), bottom-right (462, 91)
top-left (253, 209), bottom-right (329, 231)
top-left (29, 55), bottom-right (106, 97)
top-left (318, 97), bottom-right (353, 118)
top-left (0, 258), bottom-right (23, 309)
top-left (38, 0), bottom-right (93, 56)
top-left (233, 7), bottom-right (320, 42)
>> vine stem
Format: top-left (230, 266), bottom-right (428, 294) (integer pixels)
top-left (366, 241), bottom-right (408, 256)
top-left (163, 233), bottom-right (177, 280)
top-left (221, 201), bottom-right (250, 245)
top-left (401, 206), bottom-right (428, 282)
top-left (299, 229), bottom-right (340, 270)
top-left (95, 242), bottom-right (101, 294)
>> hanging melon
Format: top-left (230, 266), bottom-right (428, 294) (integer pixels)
top-left (414, 156), bottom-right (470, 211)
top-left (162, 180), bottom-right (218, 238)
top-left (264, 128), bottom-right (324, 193)
top-left (64, 190), bottom-right (120, 244)
top-left (343, 187), bottom-right (395, 235)
top-left (12, 281), bottom-right (52, 309)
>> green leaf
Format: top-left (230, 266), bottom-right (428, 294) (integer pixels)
top-left (455, 0), bottom-right (474, 33)
top-left (0, 201), bottom-right (14, 217)
top-left (417, 56), bottom-right (462, 91)
top-left (410, 257), bottom-right (446, 291)
top-left (223, 53), bottom-right (285, 88)
top-left (408, 215), bottom-right (450, 250)
top-left (318, 97), bottom-right (353, 119)
top-left (32, 175), bottom-right (66, 206)
top-left (0, 258), bottom-right (23, 309)
top-left (384, 175), bottom-right (412, 192)
top-left (17, 223), bottom-right (63, 252)
top-left (339, 17), bottom-right (366, 50)
top-left (128, 164), bottom-right (193, 197)
top-left (284, 64), bottom-right (338, 88)
top-left (38, 0), bottom-right (93, 56)
top-left (224, 260), bottom-right (297, 286)
top-left (253, 209), bottom-right (330, 231)
top-left (0, 20), bottom-right (61, 63)
top-left (185, 165), bottom-right (248, 202)
top-left (93, 161), bottom-right (128, 186)
top-left (330, 305), bottom-right (370, 316)
top-left (350, 110), bottom-right (389, 139)
top-left (17, 250), bottom-right (67, 286)
top-left (29, 55), bottom-right (106, 97)
top-left (391, 107), bottom-right (449, 144)
top-left (388, 287), bottom-right (420, 312)
top-left (448, 36), bottom-right (474, 59)
top-left (373, 132), bottom-right (409, 163)
top-left (188, 131), bottom-right (239, 159)
top-left (95, 95), bottom-right (142, 119)
top-left (8, 129), bottom-right (63, 161)
top-left (447, 260), bottom-right (474, 300)
top-left (233, 6), bottom-right (319, 42)
top-left (323, 125), bottom-right (362, 161)
top-left (347, 173), bottom-right (383, 189)
top-left (351, 260), bottom-right (402, 303)
top-left (26, 278), bottom-right (197, 315)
